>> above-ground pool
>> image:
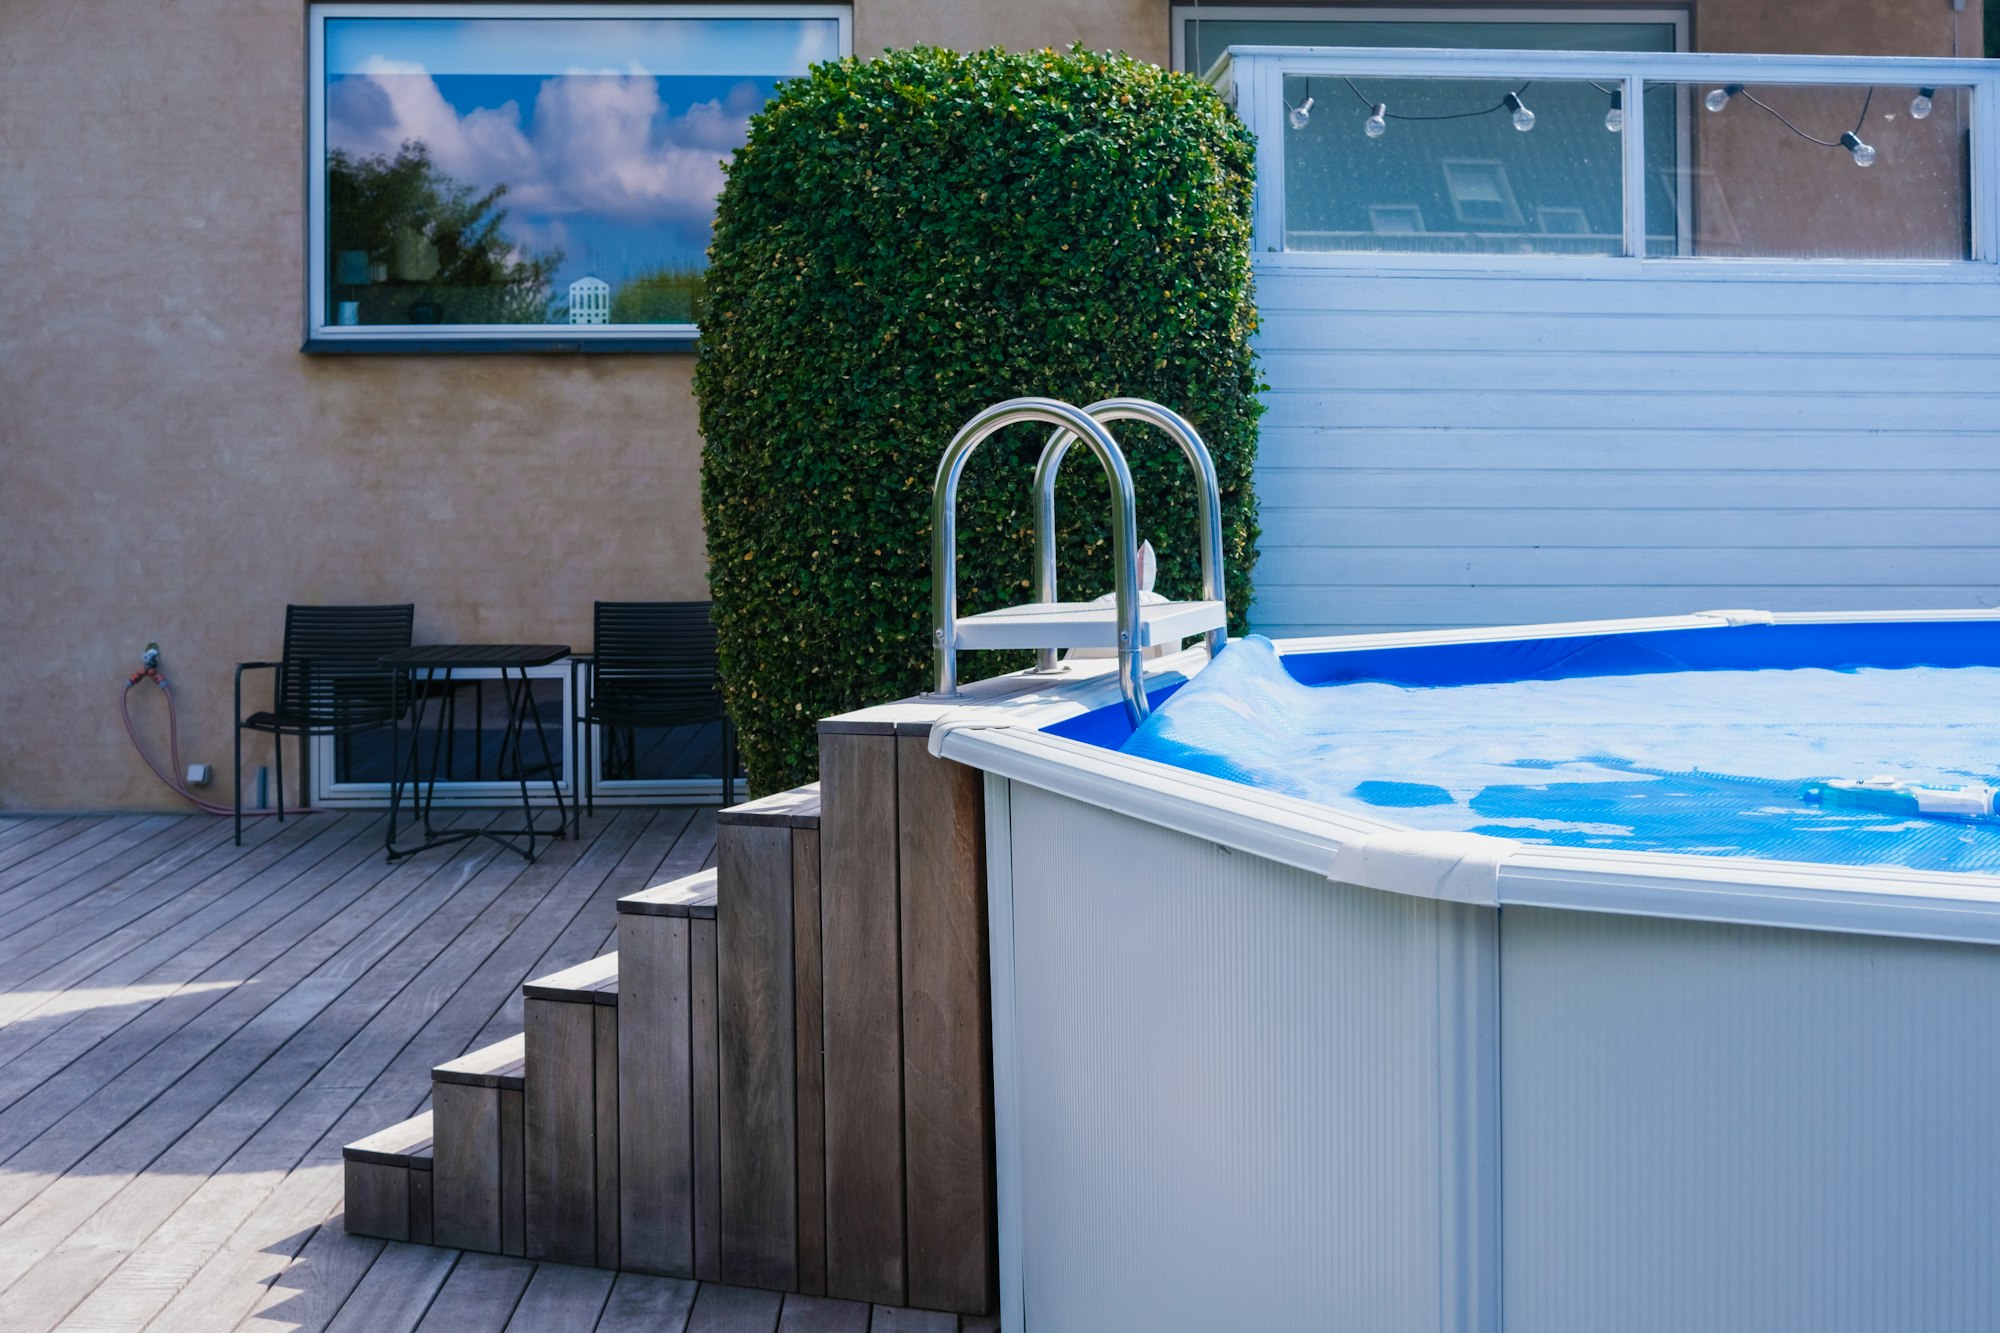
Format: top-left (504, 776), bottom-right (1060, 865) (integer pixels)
top-left (931, 610), bottom-right (2000, 1333)
top-left (1117, 625), bottom-right (2000, 872)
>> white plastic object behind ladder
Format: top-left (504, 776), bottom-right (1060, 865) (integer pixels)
top-left (929, 397), bottom-right (1229, 726)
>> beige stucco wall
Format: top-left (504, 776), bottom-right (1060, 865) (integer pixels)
top-left (860, 0), bottom-right (1167, 62)
top-left (0, 0), bottom-right (1171, 812)
top-left (0, 0), bottom-right (1972, 810)
top-left (1698, 0), bottom-right (1978, 58)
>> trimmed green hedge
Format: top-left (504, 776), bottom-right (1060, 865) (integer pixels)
top-left (696, 45), bottom-right (1262, 792)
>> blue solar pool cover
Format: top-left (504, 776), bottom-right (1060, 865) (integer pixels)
top-left (1115, 630), bottom-right (2000, 873)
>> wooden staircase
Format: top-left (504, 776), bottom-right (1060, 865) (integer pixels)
top-left (345, 722), bottom-right (995, 1319)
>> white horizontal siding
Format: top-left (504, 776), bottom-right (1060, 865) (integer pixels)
top-left (1250, 263), bottom-right (2000, 634)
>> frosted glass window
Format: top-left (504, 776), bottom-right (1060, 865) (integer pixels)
top-left (1183, 12), bottom-right (1680, 258)
top-left (1646, 81), bottom-right (1971, 259)
top-left (1283, 74), bottom-right (1628, 256)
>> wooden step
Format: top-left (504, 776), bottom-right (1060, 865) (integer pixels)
top-left (524, 950), bottom-right (620, 1004)
top-left (343, 1112), bottom-right (434, 1244)
top-left (435, 1031), bottom-right (526, 1089)
top-left (618, 866), bottom-right (717, 919)
top-left (715, 783), bottom-right (821, 829)
top-left (524, 953), bottom-right (622, 1269)
top-left (430, 1036), bottom-right (526, 1257)
top-left (815, 716), bottom-right (994, 1312)
top-left (624, 785), bottom-right (824, 1295)
top-left (617, 867), bottom-right (725, 1282)
top-left (331, 757), bottom-right (994, 1319)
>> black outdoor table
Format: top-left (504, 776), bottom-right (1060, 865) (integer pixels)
top-left (380, 644), bottom-right (571, 862)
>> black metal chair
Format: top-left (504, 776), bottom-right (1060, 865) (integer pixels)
top-left (572, 601), bottom-right (737, 812)
top-left (235, 604), bottom-right (415, 844)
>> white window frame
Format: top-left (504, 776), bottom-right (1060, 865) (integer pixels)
top-left (1213, 44), bottom-right (2000, 277)
top-left (312, 662), bottom-right (580, 806)
top-left (305, 2), bottom-right (852, 352)
top-left (311, 662), bottom-right (739, 806)
top-left (1170, 5), bottom-right (1690, 77)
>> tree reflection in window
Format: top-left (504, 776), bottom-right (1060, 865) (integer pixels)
top-left (327, 141), bottom-right (562, 325)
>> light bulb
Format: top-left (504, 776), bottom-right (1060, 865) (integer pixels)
top-left (1841, 130), bottom-right (1876, 167)
top-left (1364, 103), bottom-right (1387, 138)
top-left (1911, 87), bottom-right (1935, 120)
top-left (1287, 96), bottom-right (1313, 131)
top-left (1504, 92), bottom-right (1535, 133)
top-left (1704, 84), bottom-right (1743, 113)
top-left (1605, 89), bottom-right (1624, 133)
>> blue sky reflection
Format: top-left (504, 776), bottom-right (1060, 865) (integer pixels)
top-left (325, 16), bottom-right (839, 315)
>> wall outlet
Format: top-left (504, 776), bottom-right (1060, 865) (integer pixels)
top-left (186, 763), bottom-right (213, 787)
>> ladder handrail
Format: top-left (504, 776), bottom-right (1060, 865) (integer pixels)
top-left (931, 397), bottom-right (1151, 724)
top-left (1031, 399), bottom-right (1228, 671)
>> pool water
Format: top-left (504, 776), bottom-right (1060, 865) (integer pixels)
top-left (1121, 635), bottom-right (2000, 872)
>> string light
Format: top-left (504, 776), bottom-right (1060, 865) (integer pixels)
top-left (1307, 76), bottom-right (1914, 169)
top-left (1703, 84), bottom-right (1884, 168)
top-left (1704, 83), bottom-right (1744, 113)
top-left (1335, 77), bottom-right (1538, 134)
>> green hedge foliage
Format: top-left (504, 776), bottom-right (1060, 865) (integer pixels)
top-left (696, 45), bottom-right (1262, 792)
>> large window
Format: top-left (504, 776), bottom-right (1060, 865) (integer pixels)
top-left (306, 4), bottom-right (848, 350)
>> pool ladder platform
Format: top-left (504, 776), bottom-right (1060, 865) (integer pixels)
top-left (929, 396), bottom-right (1228, 725)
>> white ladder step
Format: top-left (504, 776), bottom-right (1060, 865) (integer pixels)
top-left (954, 598), bottom-right (1225, 650)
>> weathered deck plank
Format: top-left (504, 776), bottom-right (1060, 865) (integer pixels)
top-left (688, 1282), bottom-right (785, 1333)
top-left (504, 1259), bottom-right (615, 1330)
top-left (776, 1292), bottom-right (871, 1331)
top-left (0, 816), bottom-right (201, 943)
top-left (0, 813), bottom-right (450, 1137)
top-left (0, 814), bottom-right (367, 1071)
top-left (0, 809), bottom-right (346, 1013)
top-left (0, 816), bottom-right (122, 890)
top-left (0, 822), bottom-right (508, 1324)
top-left (321, 1241), bottom-right (458, 1333)
top-left (596, 1271), bottom-right (699, 1332)
top-left (149, 816), bottom-right (637, 1331)
top-left (0, 811), bottom-right (982, 1333)
top-left (412, 1251), bottom-right (536, 1331)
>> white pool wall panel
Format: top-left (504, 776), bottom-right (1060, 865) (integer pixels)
top-left (995, 780), bottom-right (1499, 1333)
top-left (1501, 906), bottom-right (2000, 1333)
top-left (943, 613), bottom-right (2000, 1329)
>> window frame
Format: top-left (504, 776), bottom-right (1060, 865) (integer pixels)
top-left (303, 2), bottom-right (851, 354)
top-left (1216, 45), bottom-right (1997, 274)
top-left (1170, 5), bottom-right (1689, 77)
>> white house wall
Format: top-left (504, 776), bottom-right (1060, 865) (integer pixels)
top-left (1249, 261), bottom-right (2000, 636)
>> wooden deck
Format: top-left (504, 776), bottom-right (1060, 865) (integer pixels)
top-left (0, 811), bottom-right (995, 1332)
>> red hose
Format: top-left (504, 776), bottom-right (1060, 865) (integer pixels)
top-left (122, 669), bottom-right (293, 817)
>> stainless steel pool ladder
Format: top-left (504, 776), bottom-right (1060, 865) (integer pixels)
top-left (930, 396), bottom-right (1229, 726)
